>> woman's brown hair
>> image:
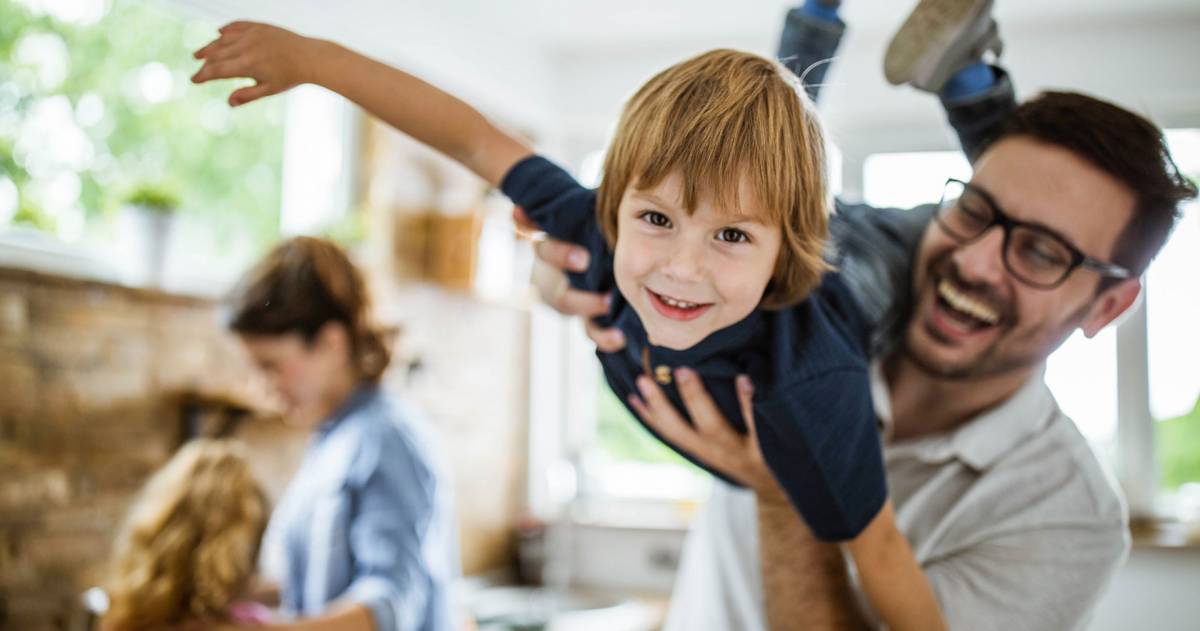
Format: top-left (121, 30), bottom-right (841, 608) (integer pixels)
top-left (228, 236), bottom-right (392, 383)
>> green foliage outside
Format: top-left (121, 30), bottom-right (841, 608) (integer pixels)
top-left (124, 182), bottom-right (182, 213)
top-left (0, 0), bottom-right (283, 246)
top-left (595, 374), bottom-right (703, 473)
top-left (1159, 395), bottom-right (1200, 490)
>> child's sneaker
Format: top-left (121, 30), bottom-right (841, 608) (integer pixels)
top-left (884, 0), bottom-right (1002, 93)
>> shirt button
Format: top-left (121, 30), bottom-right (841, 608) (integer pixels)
top-left (654, 365), bottom-right (672, 385)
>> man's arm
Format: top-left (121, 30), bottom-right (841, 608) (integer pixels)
top-left (628, 371), bottom-right (946, 631)
top-left (192, 22), bottom-right (531, 187)
top-left (757, 492), bottom-right (867, 630)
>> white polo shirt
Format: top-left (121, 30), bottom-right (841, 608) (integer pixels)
top-left (663, 363), bottom-right (1130, 631)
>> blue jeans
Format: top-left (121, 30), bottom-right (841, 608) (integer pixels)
top-left (778, 8), bottom-right (1016, 162)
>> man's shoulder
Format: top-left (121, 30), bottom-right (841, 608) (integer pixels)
top-left (957, 406), bottom-right (1128, 542)
top-left (1003, 409), bottom-right (1128, 524)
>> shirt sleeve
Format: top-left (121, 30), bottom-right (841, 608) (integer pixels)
top-left (752, 367), bottom-right (888, 542)
top-left (500, 154), bottom-right (614, 294)
top-left (923, 521), bottom-right (1128, 631)
top-left (828, 201), bottom-right (932, 359)
top-left (343, 429), bottom-right (440, 631)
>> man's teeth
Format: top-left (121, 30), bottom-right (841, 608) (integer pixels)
top-left (937, 280), bottom-right (1000, 325)
top-left (660, 294), bottom-right (700, 309)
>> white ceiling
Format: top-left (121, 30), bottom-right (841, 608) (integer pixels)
top-left (173, 0), bottom-right (1200, 176)
top-left (521, 0), bottom-right (1200, 50)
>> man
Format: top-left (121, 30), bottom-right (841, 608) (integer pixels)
top-left (526, 1), bottom-right (1197, 629)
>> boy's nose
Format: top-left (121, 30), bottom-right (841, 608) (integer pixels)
top-left (662, 240), bottom-right (706, 282)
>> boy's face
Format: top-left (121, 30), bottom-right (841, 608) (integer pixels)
top-left (613, 172), bottom-right (782, 350)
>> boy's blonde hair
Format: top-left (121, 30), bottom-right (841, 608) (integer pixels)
top-left (597, 49), bottom-right (832, 309)
top-left (103, 439), bottom-right (268, 629)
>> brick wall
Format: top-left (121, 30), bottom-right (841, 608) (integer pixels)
top-left (0, 266), bottom-right (529, 630)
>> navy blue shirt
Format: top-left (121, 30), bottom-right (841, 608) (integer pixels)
top-left (503, 155), bottom-right (887, 541)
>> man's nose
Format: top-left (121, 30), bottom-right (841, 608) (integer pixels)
top-left (951, 227), bottom-right (1007, 286)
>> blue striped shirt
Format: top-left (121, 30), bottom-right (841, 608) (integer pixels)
top-left (265, 385), bottom-right (458, 631)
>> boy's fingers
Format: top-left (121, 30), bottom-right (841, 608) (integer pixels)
top-left (534, 238), bottom-right (589, 272)
top-left (585, 320), bottom-right (625, 353)
top-left (219, 21), bottom-right (253, 34)
top-left (230, 82), bottom-right (275, 107)
top-left (195, 41), bottom-right (248, 65)
top-left (674, 367), bottom-right (727, 437)
top-left (191, 60), bottom-right (246, 84)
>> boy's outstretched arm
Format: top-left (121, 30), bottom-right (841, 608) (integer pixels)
top-left (192, 21), bottom-right (532, 187)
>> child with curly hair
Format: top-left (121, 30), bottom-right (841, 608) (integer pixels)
top-left (101, 439), bottom-right (272, 630)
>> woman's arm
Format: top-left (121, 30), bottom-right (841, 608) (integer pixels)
top-left (212, 601), bottom-right (375, 631)
top-left (192, 22), bottom-right (531, 186)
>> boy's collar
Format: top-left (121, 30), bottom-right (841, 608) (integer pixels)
top-left (623, 308), bottom-right (765, 378)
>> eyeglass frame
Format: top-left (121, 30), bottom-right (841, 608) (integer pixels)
top-left (934, 178), bottom-right (1135, 289)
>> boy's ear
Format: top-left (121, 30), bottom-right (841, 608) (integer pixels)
top-left (1081, 278), bottom-right (1141, 338)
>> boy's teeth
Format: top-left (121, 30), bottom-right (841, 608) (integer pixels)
top-left (661, 294), bottom-right (698, 309)
top-left (937, 280), bottom-right (1000, 325)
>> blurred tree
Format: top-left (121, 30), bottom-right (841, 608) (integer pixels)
top-left (0, 0), bottom-right (283, 247)
top-left (1159, 396), bottom-right (1200, 491)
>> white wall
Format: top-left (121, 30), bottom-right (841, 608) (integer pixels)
top-left (168, 0), bottom-right (558, 139)
top-left (540, 1), bottom-right (1200, 185)
top-left (1090, 547), bottom-right (1200, 631)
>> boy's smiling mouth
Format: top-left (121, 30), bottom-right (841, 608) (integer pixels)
top-left (646, 288), bottom-right (714, 322)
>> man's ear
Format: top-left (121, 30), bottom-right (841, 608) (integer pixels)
top-left (1081, 278), bottom-right (1142, 338)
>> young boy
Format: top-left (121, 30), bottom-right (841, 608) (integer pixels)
top-left (192, 24), bottom-right (944, 629)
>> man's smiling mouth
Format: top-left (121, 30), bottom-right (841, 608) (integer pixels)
top-left (928, 278), bottom-right (1006, 339)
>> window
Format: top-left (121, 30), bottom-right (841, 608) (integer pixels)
top-left (0, 0), bottom-right (284, 290)
top-left (1152, 130), bottom-right (1200, 517)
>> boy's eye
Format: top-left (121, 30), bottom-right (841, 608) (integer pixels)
top-left (639, 210), bottom-right (672, 228)
top-left (717, 227), bottom-right (750, 243)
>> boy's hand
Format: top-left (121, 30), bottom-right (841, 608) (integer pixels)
top-left (515, 207), bottom-right (626, 353)
top-left (192, 21), bottom-right (320, 107)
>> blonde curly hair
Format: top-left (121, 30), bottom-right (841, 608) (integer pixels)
top-left (102, 439), bottom-right (269, 630)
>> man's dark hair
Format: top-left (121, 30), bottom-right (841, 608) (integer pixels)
top-left (997, 91), bottom-right (1197, 277)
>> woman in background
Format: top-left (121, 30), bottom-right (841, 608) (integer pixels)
top-left (102, 439), bottom-right (272, 629)
top-left (224, 236), bottom-right (459, 631)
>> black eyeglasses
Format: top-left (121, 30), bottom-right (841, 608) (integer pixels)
top-left (934, 178), bottom-right (1133, 289)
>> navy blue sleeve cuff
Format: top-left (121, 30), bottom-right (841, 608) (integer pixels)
top-left (500, 155), bottom-right (614, 294)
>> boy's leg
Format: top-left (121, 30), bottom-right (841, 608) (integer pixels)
top-left (883, 0), bottom-right (1016, 162)
top-left (778, 0), bottom-right (846, 103)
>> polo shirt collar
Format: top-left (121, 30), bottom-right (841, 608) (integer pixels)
top-left (874, 361), bottom-right (1057, 471)
top-left (625, 308), bottom-right (765, 376)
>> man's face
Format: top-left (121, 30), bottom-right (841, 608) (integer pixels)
top-left (613, 172), bottom-right (782, 350)
top-left (904, 136), bottom-right (1138, 379)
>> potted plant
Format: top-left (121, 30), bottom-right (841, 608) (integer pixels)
top-left (123, 183), bottom-right (181, 287)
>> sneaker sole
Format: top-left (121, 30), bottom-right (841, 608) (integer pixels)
top-left (884, 0), bottom-right (994, 88)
